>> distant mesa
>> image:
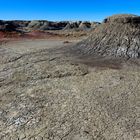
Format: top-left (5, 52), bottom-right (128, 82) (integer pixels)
top-left (63, 21), bottom-right (100, 30)
top-left (0, 20), bottom-right (19, 31)
top-left (103, 14), bottom-right (140, 23)
top-left (27, 20), bottom-right (68, 30)
top-left (63, 22), bottom-right (79, 30)
top-left (71, 14), bottom-right (140, 58)
top-left (0, 20), bottom-right (100, 32)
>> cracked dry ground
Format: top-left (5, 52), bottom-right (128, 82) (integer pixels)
top-left (0, 39), bottom-right (140, 140)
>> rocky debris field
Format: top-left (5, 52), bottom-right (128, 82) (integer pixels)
top-left (0, 38), bottom-right (140, 140)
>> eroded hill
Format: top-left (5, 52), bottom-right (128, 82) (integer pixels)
top-left (71, 14), bottom-right (140, 58)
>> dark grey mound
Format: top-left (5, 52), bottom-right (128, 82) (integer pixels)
top-left (0, 20), bottom-right (30, 32)
top-left (63, 21), bottom-right (100, 31)
top-left (71, 14), bottom-right (140, 58)
top-left (0, 20), bottom-right (100, 32)
top-left (0, 20), bottom-right (19, 31)
top-left (79, 21), bottom-right (91, 30)
top-left (48, 21), bottom-right (68, 30)
top-left (63, 21), bottom-right (81, 30)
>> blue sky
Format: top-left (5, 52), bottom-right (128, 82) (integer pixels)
top-left (0, 0), bottom-right (140, 21)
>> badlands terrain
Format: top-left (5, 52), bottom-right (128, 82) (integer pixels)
top-left (0, 14), bottom-right (140, 140)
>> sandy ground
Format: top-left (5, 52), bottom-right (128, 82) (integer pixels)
top-left (2, 39), bottom-right (79, 53)
top-left (0, 39), bottom-right (140, 140)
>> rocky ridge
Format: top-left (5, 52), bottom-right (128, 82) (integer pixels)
top-left (71, 14), bottom-right (140, 58)
top-left (0, 20), bottom-right (100, 32)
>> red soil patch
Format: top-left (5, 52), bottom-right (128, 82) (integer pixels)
top-left (22, 30), bottom-right (62, 39)
top-left (0, 31), bottom-right (22, 38)
top-left (0, 30), bottom-right (63, 42)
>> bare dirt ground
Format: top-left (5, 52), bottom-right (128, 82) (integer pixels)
top-left (0, 38), bottom-right (140, 140)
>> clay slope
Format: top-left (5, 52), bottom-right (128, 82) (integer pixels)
top-left (71, 14), bottom-right (140, 58)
